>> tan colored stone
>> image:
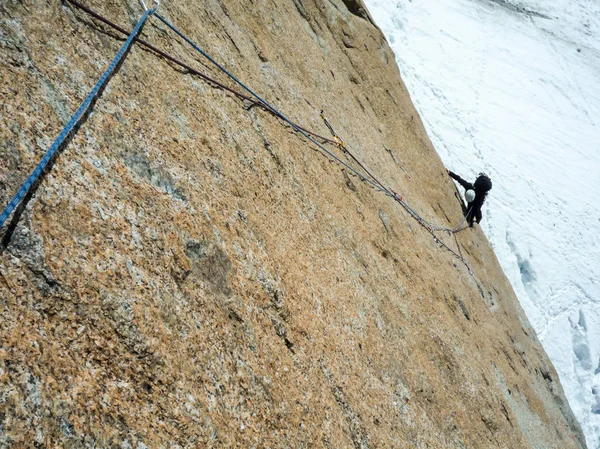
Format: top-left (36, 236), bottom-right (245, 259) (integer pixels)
top-left (0, 0), bottom-right (586, 447)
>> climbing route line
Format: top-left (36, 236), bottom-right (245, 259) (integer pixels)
top-left (319, 111), bottom-right (471, 241)
top-left (1, 3), bottom-right (471, 268)
top-left (0, 7), bottom-right (155, 229)
top-left (320, 111), bottom-right (389, 192)
top-left (319, 113), bottom-right (469, 236)
top-left (152, 12), bottom-right (471, 265)
top-left (63, 0), bottom-right (337, 147)
top-left (153, 13), bottom-right (402, 200)
top-left (65, 0), bottom-right (469, 246)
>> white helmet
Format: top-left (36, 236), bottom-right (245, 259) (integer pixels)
top-left (465, 189), bottom-right (476, 202)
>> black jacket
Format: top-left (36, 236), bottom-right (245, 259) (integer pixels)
top-left (448, 171), bottom-right (491, 226)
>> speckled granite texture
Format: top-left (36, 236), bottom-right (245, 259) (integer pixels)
top-left (0, 0), bottom-right (586, 447)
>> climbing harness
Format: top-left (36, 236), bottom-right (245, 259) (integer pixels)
top-left (0, 6), bottom-right (155, 229)
top-left (1, 2), bottom-right (473, 269)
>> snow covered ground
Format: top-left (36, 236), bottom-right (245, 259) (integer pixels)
top-left (363, 0), bottom-right (600, 446)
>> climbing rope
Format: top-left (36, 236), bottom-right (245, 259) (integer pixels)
top-left (64, 2), bottom-right (415, 221)
top-left (153, 12), bottom-right (399, 200)
top-left (64, 0), bottom-right (469, 246)
top-left (139, 0), bottom-right (160, 11)
top-left (63, 2), bottom-right (395, 200)
top-left (317, 111), bottom-right (471, 262)
top-left (62, 0), bottom-right (337, 147)
top-left (320, 111), bottom-right (469, 234)
top-left (430, 208), bottom-right (470, 233)
top-left (1, 3), bottom-right (472, 269)
top-left (320, 111), bottom-right (390, 192)
top-left (157, 9), bottom-right (473, 262)
top-left (321, 111), bottom-right (346, 147)
top-left (0, 7), bottom-right (155, 229)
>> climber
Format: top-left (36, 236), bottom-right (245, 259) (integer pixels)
top-left (447, 170), bottom-right (492, 227)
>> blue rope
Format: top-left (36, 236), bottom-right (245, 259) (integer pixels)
top-left (0, 8), bottom-right (154, 229)
top-left (154, 13), bottom-right (394, 199)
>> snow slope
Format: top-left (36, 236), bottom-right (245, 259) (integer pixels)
top-left (363, 0), bottom-right (600, 446)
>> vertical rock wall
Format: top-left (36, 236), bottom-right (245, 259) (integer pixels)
top-left (0, 0), bottom-right (586, 447)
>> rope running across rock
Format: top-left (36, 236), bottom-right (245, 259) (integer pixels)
top-left (0, 7), bottom-right (155, 229)
top-left (319, 111), bottom-right (470, 235)
top-left (62, 0), bottom-right (337, 147)
top-left (152, 12), bottom-right (471, 265)
top-left (64, 0), bottom-right (470, 245)
top-left (1, 2), bottom-right (472, 269)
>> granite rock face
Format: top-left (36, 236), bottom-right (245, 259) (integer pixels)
top-left (0, 0), bottom-right (586, 447)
